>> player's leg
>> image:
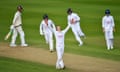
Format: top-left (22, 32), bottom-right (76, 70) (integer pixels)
top-left (59, 59), bottom-right (64, 69)
top-left (44, 33), bottom-right (49, 44)
top-left (49, 32), bottom-right (54, 52)
top-left (110, 39), bottom-right (113, 49)
top-left (72, 28), bottom-right (83, 46)
top-left (10, 29), bottom-right (18, 47)
top-left (56, 60), bottom-right (60, 69)
top-left (109, 31), bottom-right (114, 49)
top-left (56, 47), bottom-right (62, 69)
top-left (78, 29), bottom-right (85, 37)
top-left (106, 39), bottom-right (110, 50)
top-left (56, 47), bottom-right (60, 69)
top-left (17, 26), bottom-right (28, 46)
top-left (105, 31), bottom-right (110, 50)
top-left (76, 23), bottom-right (85, 37)
top-left (59, 47), bottom-right (64, 69)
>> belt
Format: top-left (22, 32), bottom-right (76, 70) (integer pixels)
top-left (14, 24), bottom-right (22, 28)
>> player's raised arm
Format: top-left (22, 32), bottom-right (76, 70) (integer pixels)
top-left (63, 24), bottom-right (70, 33)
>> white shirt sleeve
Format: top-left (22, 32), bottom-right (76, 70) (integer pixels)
top-left (72, 13), bottom-right (80, 22)
top-left (12, 11), bottom-right (22, 26)
top-left (40, 21), bottom-right (43, 35)
top-left (102, 16), bottom-right (105, 28)
top-left (12, 12), bottom-right (18, 25)
top-left (75, 14), bottom-right (80, 22)
top-left (48, 20), bottom-right (56, 34)
top-left (111, 16), bottom-right (115, 27)
top-left (67, 16), bottom-right (71, 25)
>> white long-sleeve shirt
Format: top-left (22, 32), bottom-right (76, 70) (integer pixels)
top-left (102, 15), bottom-right (115, 31)
top-left (67, 13), bottom-right (80, 26)
top-left (54, 25), bottom-right (70, 48)
top-left (12, 11), bottom-right (22, 26)
top-left (40, 19), bottom-right (56, 35)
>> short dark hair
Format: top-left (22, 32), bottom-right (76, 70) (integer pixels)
top-left (43, 14), bottom-right (48, 19)
top-left (67, 8), bottom-right (72, 14)
top-left (17, 5), bottom-right (23, 10)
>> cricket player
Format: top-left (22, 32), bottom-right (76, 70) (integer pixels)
top-left (67, 8), bottom-right (85, 46)
top-left (51, 25), bottom-right (70, 69)
top-left (102, 9), bottom-right (115, 50)
top-left (40, 14), bottom-right (56, 52)
top-left (10, 5), bottom-right (28, 47)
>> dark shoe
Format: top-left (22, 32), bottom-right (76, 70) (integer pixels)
top-left (61, 66), bottom-right (66, 70)
top-left (50, 50), bottom-right (53, 53)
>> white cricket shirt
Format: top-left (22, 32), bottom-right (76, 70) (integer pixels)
top-left (13, 11), bottom-right (22, 26)
top-left (102, 15), bottom-right (115, 31)
top-left (67, 13), bottom-right (80, 25)
top-left (40, 19), bottom-right (55, 34)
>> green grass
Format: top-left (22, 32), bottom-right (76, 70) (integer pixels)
top-left (0, 0), bottom-right (120, 62)
top-left (0, 56), bottom-right (76, 72)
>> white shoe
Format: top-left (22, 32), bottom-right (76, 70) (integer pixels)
top-left (21, 44), bottom-right (28, 47)
top-left (56, 64), bottom-right (61, 70)
top-left (79, 42), bottom-right (83, 46)
top-left (111, 46), bottom-right (113, 49)
top-left (107, 47), bottom-right (110, 50)
top-left (56, 66), bottom-right (60, 70)
top-left (10, 44), bottom-right (17, 47)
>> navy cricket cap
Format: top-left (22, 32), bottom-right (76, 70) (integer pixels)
top-left (105, 9), bottom-right (110, 14)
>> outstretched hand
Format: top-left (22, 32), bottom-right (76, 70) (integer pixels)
top-left (40, 32), bottom-right (44, 36)
top-left (10, 25), bottom-right (14, 30)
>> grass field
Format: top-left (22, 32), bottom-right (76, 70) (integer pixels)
top-left (0, 0), bottom-right (120, 72)
top-left (0, 56), bottom-right (76, 72)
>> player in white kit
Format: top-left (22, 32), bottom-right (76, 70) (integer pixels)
top-left (51, 25), bottom-right (70, 69)
top-left (10, 5), bottom-right (28, 47)
top-left (67, 8), bottom-right (85, 46)
top-left (40, 14), bottom-right (56, 52)
top-left (102, 9), bottom-right (115, 50)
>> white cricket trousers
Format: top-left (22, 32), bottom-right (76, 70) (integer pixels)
top-left (105, 30), bottom-right (114, 50)
top-left (11, 26), bottom-right (26, 45)
top-left (71, 23), bottom-right (83, 44)
top-left (44, 32), bottom-right (53, 51)
top-left (56, 46), bottom-right (64, 69)
top-left (76, 23), bottom-right (85, 36)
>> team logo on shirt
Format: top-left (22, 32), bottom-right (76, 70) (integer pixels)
top-left (107, 21), bottom-right (111, 24)
top-left (106, 18), bottom-right (112, 24)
